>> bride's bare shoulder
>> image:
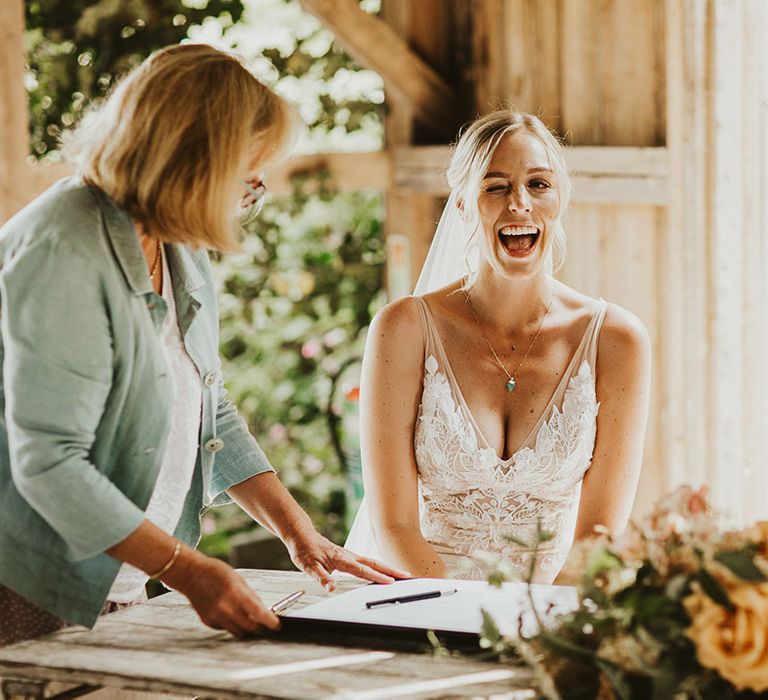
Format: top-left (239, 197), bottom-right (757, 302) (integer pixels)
top-left (556, 281), bottom-right (649, 352)
top-left (369, 295), bottom-right (424, 340)
top-left (372, 279), bottom-right (465, 334)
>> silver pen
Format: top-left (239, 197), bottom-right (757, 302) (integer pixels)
top-left (270, 589), bottom-right (305, 614)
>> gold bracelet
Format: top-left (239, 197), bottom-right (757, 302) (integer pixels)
top-left (148, 541), bottom-right (182, 580)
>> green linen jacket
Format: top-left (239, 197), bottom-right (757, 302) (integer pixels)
top-left (0, 177), bottom-right (274, 627)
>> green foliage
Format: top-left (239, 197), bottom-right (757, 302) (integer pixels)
top-left (25, 0), bottom-right (385, 160)
top-left (204, 179), bottom-right (385, 549)
top-left (25, 0), bottom-right (245, 159)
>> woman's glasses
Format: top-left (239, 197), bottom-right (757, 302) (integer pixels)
top-left (239, 176), bottom-right (267, 224)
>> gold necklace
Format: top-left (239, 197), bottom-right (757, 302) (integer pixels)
top-left (464, 284), bottom-right (555, 392)
top-left (149, 239), bottom-right (162, 281)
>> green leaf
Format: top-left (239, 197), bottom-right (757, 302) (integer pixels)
top-left (487, 570), bottom-right (507, 588)
top-left (714, 550), bottom-right (768, 582)
top-left (595, 659), bottom-right (632, 700)
top-left (696, 569), bottom-right (734, 610)
top-left (586, 547), bottom-right (623, 578)
top-left (504, 533), bottom-right (532, 548)
top-left (538, 630), bottom-right (595, 660)
top-left (536, 518), bottom-right (555, 543)
top-left (479, 608), bottom-right (502, 649)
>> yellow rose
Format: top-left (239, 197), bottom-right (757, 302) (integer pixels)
top-left (684, 580), bottom-right (768, 692)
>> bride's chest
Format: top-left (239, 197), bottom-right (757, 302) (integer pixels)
top-left (414, 357), bottom-right (598, 489)
top-left (436, 336), bottom-right (582, 460)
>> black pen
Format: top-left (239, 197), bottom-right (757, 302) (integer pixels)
top-left (270, 589), bottom-right (305, 614)
top-left (365, 588), bottom-right (458, 609)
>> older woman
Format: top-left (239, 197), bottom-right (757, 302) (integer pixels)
top-left (0, 43), bottom-right (404, 646)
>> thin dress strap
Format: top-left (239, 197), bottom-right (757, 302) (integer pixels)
top-left (411, 295), bottom-right (445, 363)
top-left (581, 298), bottom-right (609, 370)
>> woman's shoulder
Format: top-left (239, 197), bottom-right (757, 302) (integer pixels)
top-left (599, 302), bottom-right (650, 358)
top-left (371, 294), bottom-right (425, 336)
top-left (374, 280), bottom-right (465, 329)
top-left (556, 282), bottom-right (648, 345)
top-left (1, 177), bottom-right (101, 255)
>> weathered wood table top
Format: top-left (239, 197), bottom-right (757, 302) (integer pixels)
top-left (0, 570), bottom-right (537, 699)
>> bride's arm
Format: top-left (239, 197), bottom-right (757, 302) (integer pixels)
top-left (572, 303), bottom-right (652, 541)
top-left (359, 297), bottom-right (448, 578)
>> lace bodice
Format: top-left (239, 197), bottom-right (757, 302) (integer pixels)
top-left (412, 297), bottom-right (606, 582)
top-left (345, 296), bottom-right (607, 583)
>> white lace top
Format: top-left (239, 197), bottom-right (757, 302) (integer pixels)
top-left (345, 296), bottom-right (607, 583)
top-left (108, 252), bottom-right (202, 603)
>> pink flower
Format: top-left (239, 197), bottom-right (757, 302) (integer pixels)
top-left (202, 514), bottom-right (216, 535)
top-left (301, 339), bottom-right (322, 359)
top-left (687, 486), bottom-right (709, 515)
top-left (269, 423), bottom-right (288, 441)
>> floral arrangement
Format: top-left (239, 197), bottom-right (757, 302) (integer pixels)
top-left (483, 487), bottom-right (768, 699)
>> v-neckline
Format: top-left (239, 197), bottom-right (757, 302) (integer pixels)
top-left (418, 299), bottom-right (601, 464)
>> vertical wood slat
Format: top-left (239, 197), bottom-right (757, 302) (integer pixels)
top-left (598, 0), bottom-right (665, 146)
top-left (709, 0), bottom-right (745, 518)
top-left (662, 0), bottom-right (710, 494)
top-left (0, 0), bottom-right (28, 222)
top-left (559, 0), bottom-right (602, 143)
top-left (737, 0), bottom-right (768, 522)
top-left (747, 0), bottom-right (768, 521)
top-left (471, 0), bottom-right (507, 113)
top-left (500, 0), bottom-right (560, 128)
top-left (665, 0), bottom-right (768, 523)
top-left (559, 203), bottom-right (663, 516)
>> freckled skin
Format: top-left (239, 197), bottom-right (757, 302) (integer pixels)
top-left (359, 132), bottom-right (652, 580)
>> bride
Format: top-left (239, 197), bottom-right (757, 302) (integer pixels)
top-left (345, 111), bottom-right (651, 583)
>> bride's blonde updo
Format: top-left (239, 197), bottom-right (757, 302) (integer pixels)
top-left (447, 111), bottom-right (571, 272)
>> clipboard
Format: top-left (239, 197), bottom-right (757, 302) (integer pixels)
top-left (279, 578), bottom-right (578, 652)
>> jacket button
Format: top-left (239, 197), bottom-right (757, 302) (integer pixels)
top-left (204, 438), bottom-right (224, 453)
top-left (203, 370), bottom-right (217, 387)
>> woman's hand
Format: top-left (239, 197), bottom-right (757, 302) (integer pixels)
top-left (284, 530), bottom-right (411, 591)
top-left (226, 471), bottom-right (410, 590)
top-left (106, 520), bottom-right (279, 638)
top-left (162, 549), bottom-right (281, 637)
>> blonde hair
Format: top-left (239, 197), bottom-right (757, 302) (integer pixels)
top-left (447, 110), bottom-right (571, 271)
top-left (62, 43), bottom-right (297, 251)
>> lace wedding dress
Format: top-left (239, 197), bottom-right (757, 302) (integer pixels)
top-left (345, 296), bottom-right (608, 583)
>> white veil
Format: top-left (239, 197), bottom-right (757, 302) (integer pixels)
top-left (413, 191), bottom-right (479, 295)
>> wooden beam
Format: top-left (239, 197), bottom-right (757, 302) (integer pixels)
top-left (8, 145), bottom-right (669, 223)
top-left (392, 145), bottom-right (668, 205)
top-left (297, 0), bottom-right (456, 135)
top-left (0, 0), bottom-right (29, 222)
top-left (266, 151), bottom-right (391, 195)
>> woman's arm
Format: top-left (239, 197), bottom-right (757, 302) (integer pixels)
top-left (106, 521), bottom-right (280, 636)
top-left (572, 304), bottom-right (652, 541)
top-left (359, 297), bottom-right (447, 578)
top-left (227, 472), bottom-right (409, 590)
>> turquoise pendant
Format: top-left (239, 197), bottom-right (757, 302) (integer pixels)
top-left (506, 378), bottom-right (517, 392)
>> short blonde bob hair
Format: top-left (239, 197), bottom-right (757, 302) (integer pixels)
top-left (447, 110), bottom-right (571, 271)
top-left (63, 43), bottom-right (296, 251)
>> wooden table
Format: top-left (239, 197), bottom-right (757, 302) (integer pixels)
top-left (0, 570), bottom-right (537, 700)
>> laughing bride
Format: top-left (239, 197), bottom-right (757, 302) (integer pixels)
top-left (345, 110), bottom-right (651, 583)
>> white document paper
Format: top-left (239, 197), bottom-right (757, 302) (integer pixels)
top-left (285, 578), bottom-right (578, 637)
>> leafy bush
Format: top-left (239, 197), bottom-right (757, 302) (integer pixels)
top-left (200, 177), bottom-right (385, 555)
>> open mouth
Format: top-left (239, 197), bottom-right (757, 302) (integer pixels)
top-left (498, 225), bottom-right (540, 258)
